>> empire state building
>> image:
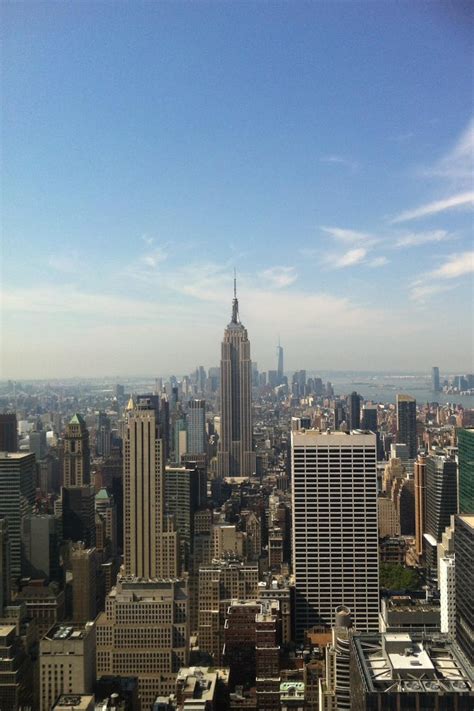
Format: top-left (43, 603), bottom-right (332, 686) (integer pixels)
top-left (217, 279), bottom-right (256, 477)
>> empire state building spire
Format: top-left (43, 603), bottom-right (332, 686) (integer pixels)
top-left (231, 269), bottom-right (239, 324)
top-left (218, 275), bottom-right (256, 477)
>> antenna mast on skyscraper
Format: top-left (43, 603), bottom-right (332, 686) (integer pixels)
top-left (231, 268), bottom-right (239, 323)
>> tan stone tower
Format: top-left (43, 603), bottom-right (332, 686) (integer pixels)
top-left (217, 276), bottom-right (256, 477)
top-left (123, 397), bottom-right (178, 578)
top-left (63, 414), bottom-right (90, 487)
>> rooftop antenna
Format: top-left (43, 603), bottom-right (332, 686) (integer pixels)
top-left (231, 268), bottom-right (239, 323)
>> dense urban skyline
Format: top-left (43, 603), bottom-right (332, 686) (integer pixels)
top-left (2, 3), bottom-right (473, 378)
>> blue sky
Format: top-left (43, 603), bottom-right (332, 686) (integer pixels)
top-left (1, 1), bottom-right (473, 378)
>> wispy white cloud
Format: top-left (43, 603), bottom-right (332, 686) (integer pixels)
top-left (424, 117), bottom-right (474, 187)
top-left (431, 251), bottom-right (474, 279)
top-left (259, 266), bottom-right (297, 288)
top-left (320, 155), bottom-right (359, 171)
top-left (409, 283), bottom-right (454, 302)
top-left (409, 251), bottom-right (474, 301)
top-left (394, 229), bottom-right (450, 248)
top-left (391, 191), bottom-right (474, 223)
top-left (328, 247), bottom-right (368, 269)
top-left (368, 256), bottom-right (389, 267)
top-left (321, 226), bottom-right (378, 245)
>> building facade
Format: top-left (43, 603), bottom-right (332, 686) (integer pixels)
top-left (217, 281), bottom-right (256, 477)
top-left (96, 577), bottom-right (189, 709)
top-left (123, 397), bottom-right (178, 579)
top-left (292, 430), bottom-right (379, 640)
top-left (457, 427), bottom-right (474, 514)
top-left (0, 452), bottom-right (35, 582)
top-left (40, 621), bottom-right (96, 711)
top-left (454, 514), bottom-right (474, 664)
top-left (396, 394), bottom-right (417, 459)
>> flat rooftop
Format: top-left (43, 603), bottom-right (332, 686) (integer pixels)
top-left (353, 633), bottom-right (473, 695)
top-left (44, 623), bottom-right (90, 641)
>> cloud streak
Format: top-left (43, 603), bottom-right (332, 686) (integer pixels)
top-left (394, 229), bottom-right (450, 248)
top-left (391, 191), bottom-right (474, 223)
top-left (259, 266), bottom-right (297, 288)
top-left (320, 155), bottom-right (359, 171)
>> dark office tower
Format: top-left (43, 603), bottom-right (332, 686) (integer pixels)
top-left (22, 514), bottom-right (61, 583)
top-left (292, 430), bottom-right (379, 640)
top-left (63, 414), bottom-right (90, 487)
top-left (62, 486), bottom-right (96, 547)
top-left (457, 428), bottom-right (474, 514)
top-left (347, 391), bottom-right (361, 430)
top-left (0, 517), bottom-right (11, 613)
top-left (361, 406), bottom-right (377, 432)
top-left (334, 402), bottom-right (346, 431)
top-left (164, 464), bottom-right (200, 571)
top-left (96, 412), bottom-right (111, 458)
top-left (0, 413), bottom-right (18, 452)
top-left (424, 455), bottom-right (458, 578)
top-left (277, 340), bottom-right (284, 383)
top-left (0, 453), bottom-right (35, 582)
top-left (432, 366), bottom-right (441, 393)
top-left (217, 278), bottom-right (256, 477)
top-left (396, 394), bottom-right (417, 459)
top-left (454, 515), bottom-right (473, 664)
top-left (187, 400), bottom-right (206, 455)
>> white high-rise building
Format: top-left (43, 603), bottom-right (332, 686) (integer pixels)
top-left (291, 430), bottom-right (379, 640)
top-left (439, 554), bottom-right (456, 635)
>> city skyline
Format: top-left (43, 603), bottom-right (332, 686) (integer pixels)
top-left (2, 3), bottom-right (473, 378)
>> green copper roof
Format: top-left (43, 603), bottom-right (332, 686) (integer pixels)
top-left (69, 413), bottom-right (86, 426)
top-left (96, 488), bottom-right (110, 501)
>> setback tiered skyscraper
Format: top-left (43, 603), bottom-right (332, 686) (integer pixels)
top-left (217, 279), bottom-right (256, 477)
top-left (123, 396), bottom-right (178, 578)
top-left (291, 430), bottom-right (379, 641)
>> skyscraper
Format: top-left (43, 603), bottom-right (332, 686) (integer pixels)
top-left (424, 454), bottom-right (458, 577)
top-left (0, 452), bottom-right (35, 582)
top-left (457, 427), bottom-right (474, 514)
top-left (217, 278), bottom-right (255, 477)
top-left (396, 394), bottom-right (417, 459)
top-left (123, 396), bottom-right (178, 578)
top-left (432, 366), bottom-right (440, 393)
top-left (277, 339), bottom-right (284, 383)
top-left (291, 430), bottom-right (379, 640)
top-left (0, 517), bottom-right (11, 613)
top-left (0, 413), bottom-right (18, 453)
top-left (414, 454), bottom-right (426, 561)
top-left (187, 399), bottom-right (206, 455)
top-left (63, 414), bottom-right (90, 487)
top-left (361, 406), bottom-right (377, 432)
top-left (454, 514), bottom-right (473, 664)
top-left (347, 391), bottom-right (361, 430)
top-left (425, 455), bottom-right (458, 543)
